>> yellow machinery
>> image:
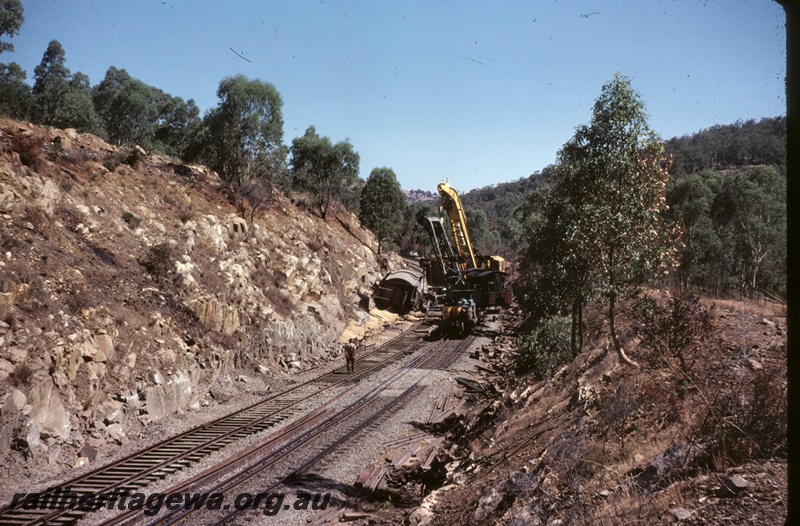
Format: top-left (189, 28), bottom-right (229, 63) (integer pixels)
top-left (437, 179), bottom-right (478, 269)
top-left (437, 179), bottom-right (506, 273)
top-left (417, 180), bottom-right (512, 334)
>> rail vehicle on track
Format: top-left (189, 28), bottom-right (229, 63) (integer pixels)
top-left (373, 179), bottom-right (512, 334)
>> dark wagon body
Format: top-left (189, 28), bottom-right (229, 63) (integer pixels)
top-left (373, 269), bottom-right (426, 312)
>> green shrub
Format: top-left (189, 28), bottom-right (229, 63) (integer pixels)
top-left (178, 209), bottom-right (194, 223)
top-left (103, 147), bottom-right (144, 172)
top-left (122, 210), bottom-right (141, 229)
top-left (122, 147), bottom-right (144, 167)
top-left (47, 137), bottom-right (63, 156)
top-left (516, 314), bottom-right (572, 380)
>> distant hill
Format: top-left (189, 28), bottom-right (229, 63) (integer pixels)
top-left (665, 116), bottom-right (785, 175)
top-left (397, 116), bottom-right (786, 264)
top-left (403, 188), bottom-right (438, 204)
top-left (461, 173), bottom-right (545, 212)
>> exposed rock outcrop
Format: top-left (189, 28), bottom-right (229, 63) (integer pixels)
top-left (0, 119), bottom-right (403, 474)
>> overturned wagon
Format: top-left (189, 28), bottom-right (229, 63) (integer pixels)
top-left (373, 269), bottom-right (426, 313)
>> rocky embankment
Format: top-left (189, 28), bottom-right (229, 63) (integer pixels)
top-left (402, 300), bottom-right (787, 525)
top-left (0, 119), bottom-right (398, 480)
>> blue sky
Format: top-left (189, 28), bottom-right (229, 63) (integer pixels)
top-left (6, 0), bottom-right (786, 192)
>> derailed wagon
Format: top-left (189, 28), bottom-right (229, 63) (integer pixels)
top-left (373, 269), bottom-right (426, 313)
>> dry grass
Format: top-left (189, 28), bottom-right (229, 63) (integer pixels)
top-left (708, 297), bottom-right (786, 318)
top-left (140, 243), bottom-right (173, 279)
top-left (23, 202), bottom-right (51, 238)
top-left (11, 133), bottom-right (45, 169)
top-left (438, 289), bottom-right (787, 525)
top-left (587, 482), bottom-right (685, 526)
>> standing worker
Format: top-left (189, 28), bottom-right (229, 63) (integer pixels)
top-left (343, 338), bottom-right (357, 374)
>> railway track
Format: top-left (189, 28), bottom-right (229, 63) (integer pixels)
top-left (108, 334), bottom-right (474, 525)
top-left (0, 320), bottom-right (440, 526)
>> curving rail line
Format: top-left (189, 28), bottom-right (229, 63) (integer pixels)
top-left (122, 335), bottom-right (473, 525)
top-left (0, 320), bottom-right (440, 526)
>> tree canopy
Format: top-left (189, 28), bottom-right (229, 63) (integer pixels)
top-left (461, 173), bottom-right (546, 258)
top-left (0, 0), bottom-right (25, 119)
top-left (712, 165), bottom-right (786, 297)
top-left (200, 75), bottom-right (286, 189)
top-left (290, 126), bottom-right (360, 220)
top-left (53, 71), bottom-right (103, 135)
top-left (0, 0), bottom-right (23, 54)
top-left (665, 172), bottom-right (722, 292)
top-left (359, 167), bottom-right (406, 255)
top-left (93, 66), bottom-right (203, 156)
top-left (32, 40), bottom-right (70, 125)
top-left (526, 73), bottom-right (678, 365)
top-left (0, 61), bottom-right (30, 119)
top-left (0, 18), bottom-right (786, 298)
top-left (665, 117), bottom-right (785, 175)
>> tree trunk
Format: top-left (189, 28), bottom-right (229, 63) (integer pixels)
top-left (570, 298), bottom-right (584, 358)
top-left (750, 261), bottom-right (759, 298)
top-left (609, 292), bottom-right (638, 367)
top-left (571, 300), bottom-right (579, 357)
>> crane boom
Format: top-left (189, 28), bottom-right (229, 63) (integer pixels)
top-left (437, 179), bottom-right (478, 269)
top-left (417, 216), bottom-right (465, 289)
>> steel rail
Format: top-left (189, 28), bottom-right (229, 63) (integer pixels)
top-left (98, 336), bottom-right (452, 526)
top-left (141, 335), bottom-right (472, 526)
top-left (0, 321), bottom-right (432, 526)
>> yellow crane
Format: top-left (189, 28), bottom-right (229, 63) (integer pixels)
top-left (437, 179), bottom-right (477, 269)
top-left (416, 179), bottom-right (513, 334)
top-left (437, 179), bottom-right (506, 273)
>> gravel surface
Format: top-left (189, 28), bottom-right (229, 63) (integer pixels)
top-left (38, 315), bottom-right (488, 526)
top-left (213, 335), bottom-right (482, 526)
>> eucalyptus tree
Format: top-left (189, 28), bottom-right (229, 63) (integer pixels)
top-left (53, 72), bottom-right (103, 135)
top-left (544, 73), bottom-right (678, 365)
top-left (359, 167), bottom-right (406, 254)
top-left (525, 178), bottom-right (594, 355)
top-left (713, 165), bottom-right (786, 297)
top-left (32, 40), bottom-right (70, 125)
top-left (0, 0), bottom-right (26, 118)
top-left (93, 66), bottom-right (162, 147)
top-left (396, 201), bottom-right (437, 256)
top-left (94, 66), bottom-right (204, 157)
top-left (0, 0), bottom-right (23, 54)
top-left (290, 126), bottom-right (360, 220)
top-left (154, 95), bottom-right (201, 159)
top-left (465, 208), bottom-right (500, 255)
top-left (33, 42), bottom-right (103, 134)
top-left (0, 61), bottom-right (30, 119)
top-left (665, 172), bottom-right (722, 293)
top-left (202, 75), bottom-right (287, 190)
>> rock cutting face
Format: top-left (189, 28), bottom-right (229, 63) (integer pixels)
top-left (0, 118), bottom-right (401, 478)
